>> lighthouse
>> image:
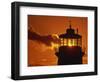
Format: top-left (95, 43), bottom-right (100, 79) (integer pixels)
top-left (56, 22), bottom-right (82, 65)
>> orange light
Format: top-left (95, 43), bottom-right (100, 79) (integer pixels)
top-left (51, 42), bottom-right (59, 52)
top-left (68, 39), bottom-right (73, 47)
top-left (51, 34), bottom-right (59, 39)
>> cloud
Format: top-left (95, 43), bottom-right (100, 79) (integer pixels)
top-left (28, 29), bottom-right (60, 46)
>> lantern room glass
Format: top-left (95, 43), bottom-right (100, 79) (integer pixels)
top-left (60, 38), bottom-right (82, 47)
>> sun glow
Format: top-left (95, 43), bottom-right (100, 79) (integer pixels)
top-left (51, 34), bottom-right (59, 39)
top-left (50, 42), bottom-right (59, 52)
top-left (51, 42), bottom-right (59, 49)
top-left (50, 34), bottom-right (60, 51)
top-left (68, 39), bottom-right (73, 47)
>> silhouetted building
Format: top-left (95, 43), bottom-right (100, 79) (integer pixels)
top-left (56, 22), bottom-right (82, 65)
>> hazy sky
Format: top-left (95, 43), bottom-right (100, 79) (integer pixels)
top-left (28, 15), bottom-right (88, 66)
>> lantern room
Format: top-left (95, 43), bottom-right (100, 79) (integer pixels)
top-left (59, 24), bottom-right (82, 47)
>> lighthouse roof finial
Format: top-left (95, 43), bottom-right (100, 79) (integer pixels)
top-left (69, 20), bottom-right (72, 29)
top-left (77, 28), bottom-right (78, 34)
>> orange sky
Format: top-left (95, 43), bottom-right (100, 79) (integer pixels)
top-left (28, 15), bottom-right (88, 66)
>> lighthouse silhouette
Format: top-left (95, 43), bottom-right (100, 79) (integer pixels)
top-left (56, 21), bottom-right (82, 65)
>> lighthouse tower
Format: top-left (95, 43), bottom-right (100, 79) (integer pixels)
top-left (56, 22), bottom-right (82, 65)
